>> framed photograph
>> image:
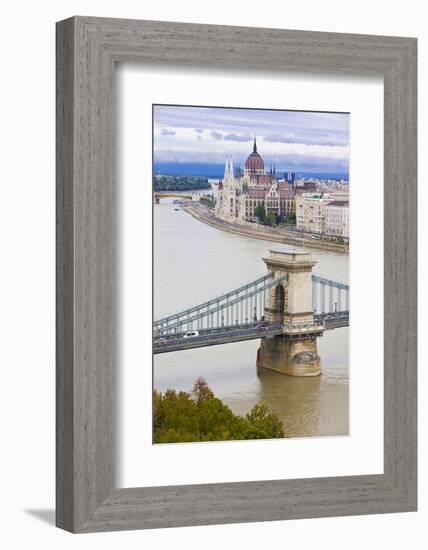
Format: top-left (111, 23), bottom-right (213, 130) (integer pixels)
top-left (56, 17), bottom-right (417, 532)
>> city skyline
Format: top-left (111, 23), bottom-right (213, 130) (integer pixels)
top-left (154, 105), bottom-right (350, 174)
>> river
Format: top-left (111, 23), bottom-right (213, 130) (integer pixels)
top-left (153, 199), bottom-right (349, 438)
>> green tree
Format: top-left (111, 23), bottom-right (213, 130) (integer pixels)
top-left (244, 403), bottom-right (285, 439)
top-left (191, 376), bottom-right (215, 405)
top-left (266, 211), bottom-right (276, 226)
top-left (254, 204), bottom-right (266, 224)
top-left (153, 379), bottom-right (285, 443)
top-left (200, 194), bottom-right (215, 208)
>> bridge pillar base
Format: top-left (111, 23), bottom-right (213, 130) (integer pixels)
top-left (257, 335), bottom-right (322, 377)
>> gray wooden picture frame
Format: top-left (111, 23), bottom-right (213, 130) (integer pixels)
top-left (56, 16), bottom-right (417, 533)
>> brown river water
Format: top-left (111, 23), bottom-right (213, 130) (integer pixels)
top-left (153, 200), bottom-right (349, 437)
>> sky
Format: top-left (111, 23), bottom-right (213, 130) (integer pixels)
top-left (153, 105), bottom-right (350, 174)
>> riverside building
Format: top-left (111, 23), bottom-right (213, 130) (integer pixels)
top-left (325, 200), bottom-right (349, 238)
top-left (296, 193), bottom-right (349, 238)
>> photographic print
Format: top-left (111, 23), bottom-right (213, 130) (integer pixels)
top-left (153, 105), bottom-right (349, 444)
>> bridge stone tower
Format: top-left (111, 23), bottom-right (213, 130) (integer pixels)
top-left (257, 248), bottom-right (324, 377)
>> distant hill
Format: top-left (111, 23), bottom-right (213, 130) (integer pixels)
top-left (153, 174), bottom-right (211, 191)
top-left (153, 162), bottom-right (348, 181)
top-left (154, 163), bottom-right (225, 178)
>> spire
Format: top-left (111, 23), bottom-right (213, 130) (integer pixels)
top-left (253, 135), bottom-right (257, 153)
top-left (273, 163), bottom-right (276, 176)
top-left (224, 157), bottom-right (229, 177)
top-left (229, 156), bottom-right (234, 177)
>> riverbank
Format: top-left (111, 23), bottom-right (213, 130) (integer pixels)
top-left (182, 202), bottom-right (349, 254)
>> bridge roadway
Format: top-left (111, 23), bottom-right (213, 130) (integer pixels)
top-left (315, 312), bottom-right (349, 330)
top-left (154, 322), bottom-right (283, 354)
top-left (153, 312), bottom-right (349, 354)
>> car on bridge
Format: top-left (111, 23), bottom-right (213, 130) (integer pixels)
top-left (154, 337), bottom-right (167, 346)
top-left (183, 330), bottom-right (199, 338)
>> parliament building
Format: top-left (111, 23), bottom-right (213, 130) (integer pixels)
top-left (215, 138), bottom-right (295, 223)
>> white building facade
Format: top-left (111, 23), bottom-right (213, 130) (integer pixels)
top-left (325, 200), bottom-right (349, 238)
top-left (296, 193), bottom-right (331, 234)
top-left (296, 193), bottom-right (349, 238)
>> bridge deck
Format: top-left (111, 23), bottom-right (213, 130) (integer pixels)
top-left (314, 312), bottom-right (349, 330)
top-left (153, 312), bottom-right (349, 354)
top-left (154, 323), bottom-right (283, 354)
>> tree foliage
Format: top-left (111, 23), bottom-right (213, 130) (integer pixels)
top-left (254, 204), bottom-right (267, 223)
top-left (199, 194), bottom-right (215, 208)
top-left (153, 175), bottom-right (210, 191)
top-left (153, 378), bottom-right (285, 443)
top-left (266, 211), bottom-right (276, 226)
top-left (287, 211), bottom-right (296, 223)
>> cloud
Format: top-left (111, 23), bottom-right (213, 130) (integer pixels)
top-left (195, 128), bottom-right (204, 134)
top-left (197, 135), bottom-right (202, 141)
top-left (224, 133), bottom-right (253, 142)
top-left (160, 128), bottom-right (176, 136)
top-left (264, 132), bottom-right (348, 147)
top-left (154, 106), bottom-right (349, 146)
top-left (210, 130), bottom-right (223, 140)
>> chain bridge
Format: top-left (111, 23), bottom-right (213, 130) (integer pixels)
top-left (154, 248), bottom-right (349, 377)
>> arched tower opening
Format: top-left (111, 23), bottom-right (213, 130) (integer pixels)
top-left (268, 282), bottom-right (288, 323)
top-left (276, 284), bottom-right (285, 314)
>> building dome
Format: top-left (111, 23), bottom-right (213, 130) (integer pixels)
top-left (245, 137), bottom-right (264, 173)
